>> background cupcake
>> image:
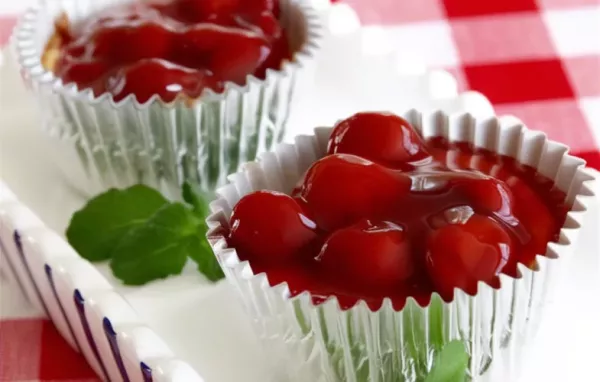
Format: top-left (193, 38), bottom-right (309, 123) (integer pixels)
top-left (206, 109), bottom-right (595, 381)
top-left (12, 0), bottom-right (321, 199)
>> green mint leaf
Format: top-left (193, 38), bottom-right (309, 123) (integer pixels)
top-left (109, 203), bottom-right (203, 285)
top-left (181, 181), bottom-right (224, 281)
top-left (189, 235), bottom-right (225, 282)
top-left (424, 340), bottom-right (469, 382)
top-left (182, 181), bottom-right (211, 219)
top-left (66, 185), bottom-right (168, 262)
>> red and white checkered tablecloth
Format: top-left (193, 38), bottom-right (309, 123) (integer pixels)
top-left (1, 0), bottom-right (599, 380)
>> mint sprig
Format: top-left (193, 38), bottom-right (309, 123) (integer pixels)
top-left (66, 185), bottom-right (169, 262)
top-left (182, 182), bottom-right (224, 281)
top-left (424, 340), bottom-right (469, 382)
top-left (182, 181), bottom-right (212, 218)
top-left (66, 182), bottom-right (224, 285)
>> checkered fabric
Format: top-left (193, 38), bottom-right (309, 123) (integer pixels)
top-left (0, 319), bottom-right (98, 381)
top-left (345, 0), bottom-right (600, 168)
top-left (1, 0), bottom-right (599, 380)
top-left (0, 273), bottom-right (99, 381)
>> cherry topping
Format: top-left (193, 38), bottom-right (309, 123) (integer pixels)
top-left (327, 112), bottom-right (430, 169)
top-left (177, 0), bottom-right (239, 22)
top-left (106, 59), bottom-right (221, 102)
top-left (208, 30), bottom-right (271, 84)
top-left (454, 175), bottom-right (515, 217)
top-left (226, 113), bottom-right (568, 309)
top-left (88, 22), bottom-right (173, 64)
top-left (506, 176), bottom-right (557, 255)
top-left (296, 154), bottom-right (412, 231)
top-left (242, 0), bottom-right (278, 15)
top-left (253, 11), bottom-right (282, 39)
top-left (50, 0), bottom-right (292, 101)
top-left (316, 220), bottom-right (415, 291)
top-left (57, 60), bottom-right (110, 91)
top-left (426, 214), bottom-right (511, 300)
top-left (229, 191), bottom-right (317, 265)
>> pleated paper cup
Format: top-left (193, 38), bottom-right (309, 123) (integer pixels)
top-left (206, 109), bottom-right (595, 381)
top-left (12, 0), bottom-right (322, 199)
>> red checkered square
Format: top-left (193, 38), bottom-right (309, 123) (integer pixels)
top-left (463, 59), bottom-right (575, 104)
top-left (0, 318), bottom-right (43, 380)
top-left (38, 320), bottom-right (98, 380)
top-left (537, 0), bottom-right (600, 9)
top-left (450, 13), bottom-right (556, 65)
top-left (0, 16), bottom-right (16, 47)
top-left (0, 318), bottom-right (98, 381)
top-left (344, 0), bottom-right (445, 24)
top-left (441, 0), bottom-right (539, 18)
top-left (577, 151), bottom-right (600, 170)
top-left (563, 56), bottom-right (600, 98)
top-left (494, 99), bottom-right (598, 153)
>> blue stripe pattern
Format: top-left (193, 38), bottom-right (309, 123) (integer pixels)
top-left (103, 317), bottom-right (131, 382)
top-left (44, 264), bottom-right (82, 353)
top-left (74, 289), bottom-right (110, 381)
top-left (141, 362), bottom-right (153, 382)
top-left (0, 234), bottom-right (28, 300)
top-left (14, 231), bottom-right (49, 316)
top-left (3, 230), bottom-right (155, 381)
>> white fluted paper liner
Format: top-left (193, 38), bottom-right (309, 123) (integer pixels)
top-left (206, 109), bottom-right (596, 382)
top-left (12, 0), bottom-right (322, 199)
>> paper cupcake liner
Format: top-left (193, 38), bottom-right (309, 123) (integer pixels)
top-left (206, 109), bottom-right (595, 381)
top-left (12, 0), bottom-right (322, 199)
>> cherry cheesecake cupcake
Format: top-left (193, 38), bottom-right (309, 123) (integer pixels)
top-left (206, 109), bottom-right (595, 381)
top-left (12, 0), bottom-right (321, 198)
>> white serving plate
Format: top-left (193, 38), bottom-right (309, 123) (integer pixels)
top-left (0, 6), bottom-right (598, 381)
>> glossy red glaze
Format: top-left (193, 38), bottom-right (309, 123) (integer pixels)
top-left (426, 214), bottom-right (511, 299)
top-left (327, 112), bottom-right (430, 169)
top-left (229, 191), bottom-right (317, 265)
top-left (294, 154), bottom-right (412, 231)
top-left (316, 220), bottom-right (416, 291)
top-left (52, 0), bottom-right (291, 102)
top-left (228, 113), bottom-right (569, 309)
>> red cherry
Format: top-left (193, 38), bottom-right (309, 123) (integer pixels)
top-left (327, 112), bottom-right (429, 169)
top-left (57, 60), bottom-right (109, 90)
top-left (90, 23), bottom-right (172, 64)
top-left (209, 30), bottom-right (271, 84)
top-left (426, 214), bottom-right (512, 300)
top-left (176, 0), bottom-right (239, 22)
top-left (254, 32), bottom-right (290, 79)
top-left (173, 25), bottom-right (227, 69)
top-left (296, 154), bottom-right (412, 231)
top-left (470, 152), bottom-right (496, 175)
top-left (454, 176), bottom-right (514, 217)
top-left (444, 144), bottom-right (473, 170)
top-left (63, 42), bottom-right (87, 60)
top-left (253, 11), bottom-right (282, 39)
top-left (229, 191), bottom-right (318, 265)
top-left (239, 0), bottom-right (276, 15)
top-left (106, 59), bottom-right (221, 102)
top-left (316, 220), bottom-right (415, 291)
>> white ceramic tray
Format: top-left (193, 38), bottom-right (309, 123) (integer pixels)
top-left (1, 6), bottom-right (598, 382)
